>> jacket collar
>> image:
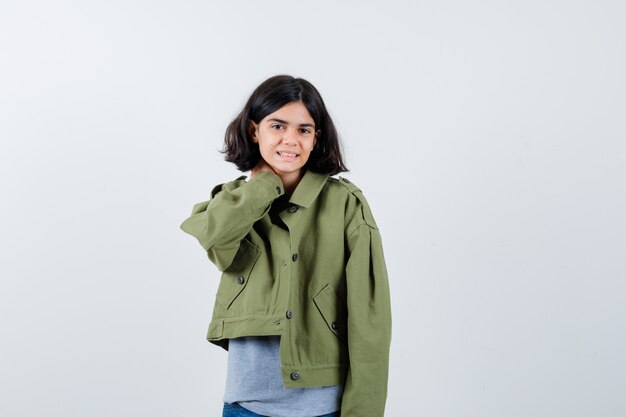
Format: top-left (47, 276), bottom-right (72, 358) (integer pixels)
top-left (289, 169), bottom-right (329, 208)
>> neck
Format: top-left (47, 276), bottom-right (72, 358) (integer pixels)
top-left (278, 169), bottom-right (305, 196)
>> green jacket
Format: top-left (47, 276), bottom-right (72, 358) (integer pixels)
top-left (180, 169), bottom-right (392, 417)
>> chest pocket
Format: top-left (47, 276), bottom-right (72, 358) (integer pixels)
top-left (216, 238), bottom-right (261, 309)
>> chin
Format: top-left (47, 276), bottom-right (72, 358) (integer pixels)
top-left (272, 166), bottom-right (302, 175)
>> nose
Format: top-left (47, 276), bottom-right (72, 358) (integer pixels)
top-left (281, 127), bottom-right (298, 146)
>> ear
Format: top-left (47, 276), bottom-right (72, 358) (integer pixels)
top-left (249, 121), bottom-right (259, 143)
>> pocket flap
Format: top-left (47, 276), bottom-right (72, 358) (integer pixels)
top-left (313, 283), bottom-right (348, 343)
top-left (217, 238), bottom-right (261, 309)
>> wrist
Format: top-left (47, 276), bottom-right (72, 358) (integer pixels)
top-left (249, 170), bottom-right (284, 196)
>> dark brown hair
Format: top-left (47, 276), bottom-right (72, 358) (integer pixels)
top-left (221, 74), bottom-right (348, 175)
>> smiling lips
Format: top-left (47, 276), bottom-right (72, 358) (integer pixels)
top-left (276, 151), bottom-right (299, 160)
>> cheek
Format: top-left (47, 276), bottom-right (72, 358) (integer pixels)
top-left (261, 133), bottom-right (281, 147)
top-left (300, 149), bottom-right (313, 162)
top-left (258, 136), bottom-right (277, 150)
top-left (259, 145), bottom-right (274, 158)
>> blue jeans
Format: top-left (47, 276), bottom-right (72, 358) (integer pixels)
top-left (222, 402), bottom-right (341, 417)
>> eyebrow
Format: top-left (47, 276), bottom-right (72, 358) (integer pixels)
top-left (267, 118), bottom-right (315, 128)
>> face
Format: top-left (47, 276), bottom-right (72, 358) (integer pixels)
top-left (250, 101), bottom-right (319, 178)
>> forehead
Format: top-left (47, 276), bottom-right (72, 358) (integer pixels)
top-left (263, 101), bottom-right (314, 125)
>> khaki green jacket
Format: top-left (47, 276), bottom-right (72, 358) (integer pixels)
top-left (180, 169), bottom-right (392, 417)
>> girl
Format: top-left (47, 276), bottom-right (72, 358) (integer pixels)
top-left (180, 75), bottom-right (392, 417)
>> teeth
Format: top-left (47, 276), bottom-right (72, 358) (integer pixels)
top-left (279, 152), bottom-right (297, 157)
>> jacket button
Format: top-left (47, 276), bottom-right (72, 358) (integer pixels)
top-left (288, 205), bottom-right (299, 213)
top-left (291, 253), bottom-right (298, 262)
top-left (275, 186), bottom-right (281, 195)
top-left (286, 310), bottom-right (293, 319)
top-left (290, 371), bottom-right (300, 381)
top-left (237, 275), bottom-right (245, 285)
top-left (331, 321), bottom-right (338, 330)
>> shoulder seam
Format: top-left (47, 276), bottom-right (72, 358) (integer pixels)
top-left (347, 222), bottom-right (376, 240)
top-left (329, 176), bottom-right (363, 198)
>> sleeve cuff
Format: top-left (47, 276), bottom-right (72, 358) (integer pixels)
top-left (248, 171), bottom-right (284, 197)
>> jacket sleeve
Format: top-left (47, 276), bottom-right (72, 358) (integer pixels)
top-left (340, 222), bottom-right (393, 417)
top-left (179, 171), bottom-right (284, 271)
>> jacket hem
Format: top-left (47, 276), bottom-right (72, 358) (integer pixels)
top-left (206, 315), bottom-right (284, 349)
top-left (280, 363), bottom-right (349, 389)
top-left (206, 315), bottom-right (349, 389)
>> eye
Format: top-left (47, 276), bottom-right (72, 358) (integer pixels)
top-left (271, 124), bottom-right (285, 130)
top-left (299, 128), bottom-right (312, 134)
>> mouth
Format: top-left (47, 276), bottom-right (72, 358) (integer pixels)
top-left (276, 151), bottom-right (299, 160)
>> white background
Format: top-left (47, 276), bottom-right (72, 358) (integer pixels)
top-left (1, 1), bottom-right (625, 416)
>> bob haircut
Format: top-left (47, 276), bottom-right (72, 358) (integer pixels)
top-left (222, 74), bottom-right (348, 175)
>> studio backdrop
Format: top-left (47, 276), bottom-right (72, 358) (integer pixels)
top-left (1, 1), bottom-right (625, 416)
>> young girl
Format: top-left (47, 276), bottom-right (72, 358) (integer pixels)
top-left (180, 75), bottom-right (392, 417)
